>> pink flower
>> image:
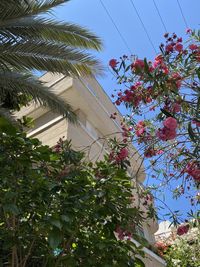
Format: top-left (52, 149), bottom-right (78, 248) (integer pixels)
top-left (156, 127), bottom-right (177, 141)
top-left (172, 103), bottom-right (181, 113)
top-left (136, 128), bottom-right (145, 137)
top-left (131, 59), bottom-right (145, 71)
top-left (163, 117), bottom-right (177, 130)
top-left (162, 65), bottom-right (169, 75)
top-left (177, 225), bottom-right (189, 236)
top-left (109, 59), bottom-right (118, 68)
top-left (175, 43), bottom-right (183, 52)
top-left (115, 226), bottom-right (124, 240)
top-left (189, 44), bottom-right (198, 50)
top-left (135, 121), bottom-right (146, 137)
top-left (157, 117), bottom-right (178, 141)
top-left (153, 54), bottom-right (163, 68)
top-left (118, 147), bottom-right (129, 160)
top-left (185, 162), bottom-right (200, 181)
top-left (157, 150), bottom-right (164, 155)
top-left (54, 144), bottom-right (62, 153)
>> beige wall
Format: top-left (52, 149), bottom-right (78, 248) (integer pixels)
top-left (16, 73), bottom-right (165, 266)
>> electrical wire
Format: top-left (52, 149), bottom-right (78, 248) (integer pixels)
top-left (176, 0), bottom-right (189, 28)
top-left (152, 0), bottom-right (168, 33)
top-left (129, 0), bottom-right (157, 54)
top-left (99, 0), bottom-right (132, 54)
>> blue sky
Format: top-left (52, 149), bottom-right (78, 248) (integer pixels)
top-left (53, 0), bottom-right (199, 221)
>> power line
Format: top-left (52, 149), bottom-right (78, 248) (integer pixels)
top-left (129, 0), bottom-right (157, 54)
top-left (99, 0), bottom-right (132, 54)
top-left (152, 0), bottom-right (168, 33)
top-left (176, 0), bottom-right (188, 28)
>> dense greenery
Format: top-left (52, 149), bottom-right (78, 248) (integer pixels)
top-left (165, 228), bottom-right (200, 267)
top-left (0, 127), bottom-right (147, 266)
top-left (0, 0), bottom-right (103, 122)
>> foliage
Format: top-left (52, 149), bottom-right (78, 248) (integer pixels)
top-left (0, 0), bottom-right (103, 122)
top-left (109, 30), bottom-right (200, 219)
top-left (0, 127), bottom-right (148, 266)
top-left (165, 233), bottom-right (200, 267)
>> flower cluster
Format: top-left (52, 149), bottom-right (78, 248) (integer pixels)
top-left (109, 146), bottom-right (129, 164)
top-left (115, 226), bottom-right (132, 241)
top-left (185, 162), bottom-right (200, 182)
top-left (109, 30), bottom-right (200, 208)
top-left (156, 117), bottom-right (178, 141)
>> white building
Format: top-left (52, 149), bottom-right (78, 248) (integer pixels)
top-left (17, 73), bottom-right (166, 267)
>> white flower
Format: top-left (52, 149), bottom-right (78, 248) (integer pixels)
top-left (172, 259), bottom-right (181, 266)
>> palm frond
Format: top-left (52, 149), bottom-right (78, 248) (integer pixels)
top-left (0, 52), bottom-right (103, 77)
top-left (0, 1), bottom-right (69, 21)
top-left (0, 71), bottom-right (77, 123)
top-left (0, 0), bottom-right (103, 123)
top-left (0, 18), bottom-right (102, 51)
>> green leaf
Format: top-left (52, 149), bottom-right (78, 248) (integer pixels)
top-left (49, 219), bottom-right (62, 230)
top-left (0, 117), bottom-right (17, 135)
top-left (134, 258), bottom-right (145, 267)
top-left (3, 204), bottom-right (19, 215)
top-left (48, 228), bottom-right (62, 249)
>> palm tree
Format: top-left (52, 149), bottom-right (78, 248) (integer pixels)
top-left (0, 0), bottom-right (103, 123)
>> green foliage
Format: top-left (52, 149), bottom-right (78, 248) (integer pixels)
top-left (0, 0), bottom-right (103, 122)
top-left (0, 131), bottom-right (146, 266)
top-left (165, 235), bottom-right (200, 267)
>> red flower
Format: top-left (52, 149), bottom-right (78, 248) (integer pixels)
top-left (172, 103), bottom-right (181, 113)
top-left (186, 28), bottom-right (192, 34)
top-left (131, 59), bottom-right (145, 71)
top-left (156, 127), bottom-right (177, 141)
top-left (162, 65), bottom-right (169, 75)
top-left (185, 162), bottom-right (200, 181)
top-left (109, 59), bottom-right (118, 68)
top-left (163, 117), bottom-right (177, 130)
top-left (165, 44), bottom-right (173, 53)
top-left (118, 147), bottom-right (129, 160)
top-left (189, 44), bottom-right (198, 50)
top-left (175, 43), bottom-right (183, 52)
top-left (153, 54), bottom-right (163, 68)
top-left (177, 224), bottom-right (189, 236)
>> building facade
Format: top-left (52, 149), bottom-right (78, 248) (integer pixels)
top-left (16, 73), bottom-right (166, 267)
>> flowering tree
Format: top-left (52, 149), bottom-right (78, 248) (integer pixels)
top-left (165, 220), bottom-right (200, 267)
top-left (165, 236), bottom-right (200, 267)
top-left (0, 125), bottom-right (149, 266)
top-left (109, 30), bottom-right (200, 221)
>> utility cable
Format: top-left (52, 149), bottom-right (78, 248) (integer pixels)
top-left (176, 0), bottom-right (189, 28)
top-left (99, 0), bottom-right (132, 54)
top-left (152, 0), bottom-right (168, 33)
top-left (129, 0), bottom-right (157, 54)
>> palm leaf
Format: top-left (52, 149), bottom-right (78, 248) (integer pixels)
top-left (0, 18), bottom-right (102, 51)
top-left (0, 0), bottom-right (103, 123)
top-left (0, 71), bottom-right (77, 122)
top-left (0, 0), bottom-right (69, 21)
